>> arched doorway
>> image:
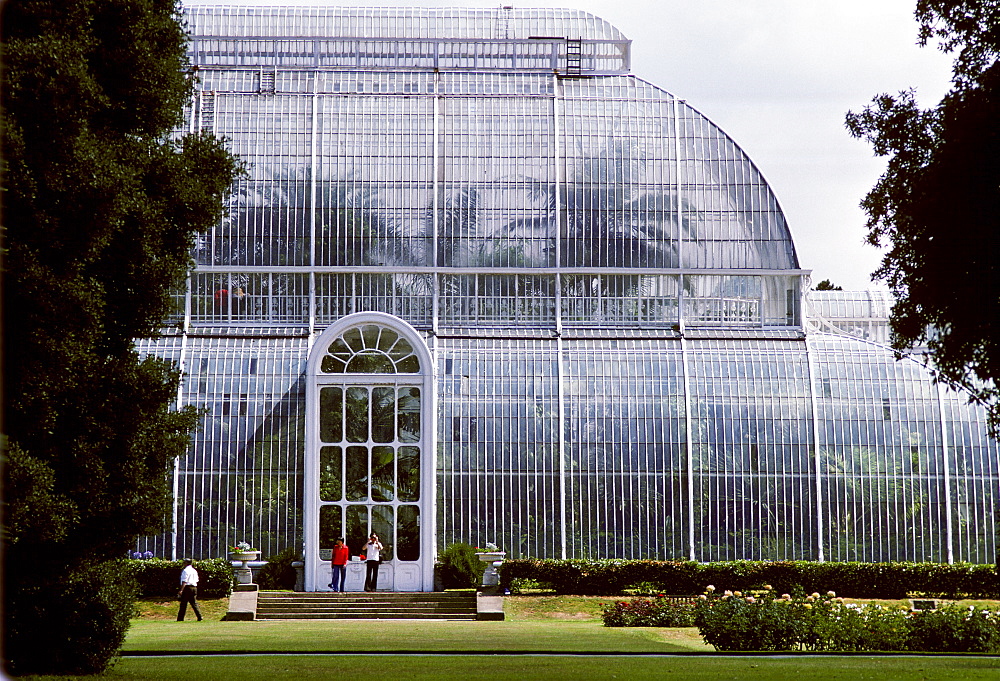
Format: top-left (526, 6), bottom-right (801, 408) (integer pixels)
top-left (304, 313), bottom-right (435, 591)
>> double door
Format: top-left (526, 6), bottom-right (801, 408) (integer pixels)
top-left (316, 383), bottom-right (424, 591)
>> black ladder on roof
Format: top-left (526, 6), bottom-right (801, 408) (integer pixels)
top-left (565, 38), bottom-right (582, 76)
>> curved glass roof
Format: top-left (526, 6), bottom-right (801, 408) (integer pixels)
top-left (185, 5), bottom-right (626, 41)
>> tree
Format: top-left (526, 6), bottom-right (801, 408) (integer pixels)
top-left (2, 0), bottom-right (240, 674)
top-left (846, 0), bottom-right (1000, 433)
top-left (814, 279), bottom-right (843, 291)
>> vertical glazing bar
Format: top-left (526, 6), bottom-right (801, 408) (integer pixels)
top-left (805, 335), bottom-right (825, 561)
top-left (553, 75), bottom-right (562, 272)
top-left (673, 97), bottom-right (683, 275)
top-left (309, 89), bottom-right (319, 336)
top-left (556, 336), bottom-right (567, 559)
top-left (937, 382), bottom-right (955, 564)
top-left (680, 336), bottom-right (695, 560)
top-left (171, 332), bottom-right (188, 561)
top-left (432, 87), bottom-right (441, 334)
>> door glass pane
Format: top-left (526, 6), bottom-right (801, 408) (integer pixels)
top-left (397, 505), bottom-right (420, 561)
top-left (346, 504), bottom-right (368, 558)
top-left (371, 387), bottom-right (395, 443)
top-left (319, 387), bottom-right (342, 442)
top-left (346, 386), bottom-right (368, 442)
top-left (372, 504), bottom-right (394, 561)
top-left (398, 446), bottom-right (420, 502)
top-left (346, 446), bottom-right (368, 501)
top-left (319, 505), bottom-right (342, 552)
top-left (397, 387), bottom-right (420, 442)
top-left (320, 446), bottom-right (342, 501)
top-left (371, 446), bottom-right (394, 501)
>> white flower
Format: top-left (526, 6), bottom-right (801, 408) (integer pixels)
top-left (746, 596), bottom-right (756, 603)
top-left (723, 590), bottom-right (734, 597)
top-left (706, 585), bottom-right (716, 592)
top-left (827, 590), bottom-right (836, 598)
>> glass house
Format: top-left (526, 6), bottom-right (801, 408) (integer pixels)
top-left (136, 5), bottom-right (998, 590)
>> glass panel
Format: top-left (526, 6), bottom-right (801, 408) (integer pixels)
top-left (396, 355), bottom-right (420, 373)
top-left (397, 387), bottom-right (421, 442)
top-left (342, 327), bottom-right (365, 352)
top-left (346, 387), bottom-right (369, 442)
top-left (327, 337), bottom-right (353, 359)
top-left (371, 387), bottom-right (396, 443)
top-left (372, 504), bottom-right (395, 561)
top-left (319, 387), bottom-right (343, 442)
top-left (377, 328), bottom-right (398, 352)
top-left (361, 324), bottom-right (381, 348)
top-left (319, 505), bottom-right (342, 552)
top-left (346, 445), bottom-right (368, 501)
top-left (320, 446), bottom-right (342, 501)
top-left (398, 446), bottom-right (420, 502)
top-left (321, 354), bottom-right (347, 373)
top-left (388, 337), bottom-right (413, 362)
top-left (396, 505), bottom-right (420, 561)
top-left (347, 352), bottom-right (395, 373)
top-left (371, 446), bottom-right (395, 501)
top-left (346, 504), bottom-right (369, 558)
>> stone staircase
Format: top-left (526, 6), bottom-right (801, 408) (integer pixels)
top-left (255, 592), bottom-right (479, 620)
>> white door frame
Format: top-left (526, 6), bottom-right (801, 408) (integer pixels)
top-left (304, 312), bottom-right (436, 591)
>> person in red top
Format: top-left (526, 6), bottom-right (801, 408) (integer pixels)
top-left (328, 538), bottom-right (350, 592)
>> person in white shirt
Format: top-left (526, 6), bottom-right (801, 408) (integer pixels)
top-left (363, 533), bottom-right (384, 592)
top-left (177, 558), bottom-right (202, 621)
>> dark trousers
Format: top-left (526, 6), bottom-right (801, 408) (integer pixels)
top-left (364, 560), bottom-right (380, 591)
top-left (330, 564), bottom-right (346, 592)
top-left (177, 585), bottom-right (202, 621)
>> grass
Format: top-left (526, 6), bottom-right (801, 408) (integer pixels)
top-left (30, 655), bottom-right (1000, 681)
top-left (19, 595), bottom-right (1000, 679)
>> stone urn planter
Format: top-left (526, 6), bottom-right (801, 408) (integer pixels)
top-left (475, 550), bottom-right (506, 587)
top-left (229, 550), bottom-right (261, 584)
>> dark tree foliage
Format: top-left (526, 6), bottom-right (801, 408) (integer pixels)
top-left (814, 279), bottom-right (844, 291)
top-left (2, 0), bottom-right (240, 674)
top-left (846, 0), bottom-right (1000, 433)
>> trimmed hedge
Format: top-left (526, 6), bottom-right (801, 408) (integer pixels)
top-left (129, 558), bottom-right (234, 598)
top-left (499, 559), bottom-right (1000, 599)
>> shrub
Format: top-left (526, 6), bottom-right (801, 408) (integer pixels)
top-left (692, 586), bottom-right (1000, 653)
top-left (907, 605), bottom-right (1000, 653)
top-left (5, 559), bottom-right (137, 676)
top-left (498, 559), bottom-right (1000, 598)
top-left (130, 558), bottom-right (233, 598)
top-left (257, 546), bottom-right (300, 590)
top-left (438, 543), bottom-right (485, 589)
top-left (694, 588), bottom-right (803, 651)
top-left (602, 596), bottom-right (696, 627)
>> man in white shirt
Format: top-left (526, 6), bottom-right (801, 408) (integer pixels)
top-left (363, 533), bottom-right (384, 592)
top-left (177, 558), bottom-right (203, 621)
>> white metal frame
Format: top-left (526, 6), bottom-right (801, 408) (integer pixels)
top-left (304, 311), bottom-right (436, 591)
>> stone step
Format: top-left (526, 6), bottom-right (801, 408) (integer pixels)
top-left (258, 612), bottom-right (478, 620)
top-left (253, 591), bottom-right (479, 621)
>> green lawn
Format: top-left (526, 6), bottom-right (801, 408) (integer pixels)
top-left (42, 655), bottom-right (1000, 681)
top-left (123, 618), bottom-right (709, 654)
top-left (19, 596), bottom-right (1000, 679)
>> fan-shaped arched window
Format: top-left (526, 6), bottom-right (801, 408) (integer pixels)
top-left (320, 324), bottom-right (421, 374)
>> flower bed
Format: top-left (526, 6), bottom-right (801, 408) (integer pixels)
top-left (691, 585), bottom-right (1000, 652)
top-left (601, 595), bottom-right (697, 627)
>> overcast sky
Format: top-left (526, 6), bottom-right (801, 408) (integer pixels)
top-left (189, 0), bottom-right (956, 289)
